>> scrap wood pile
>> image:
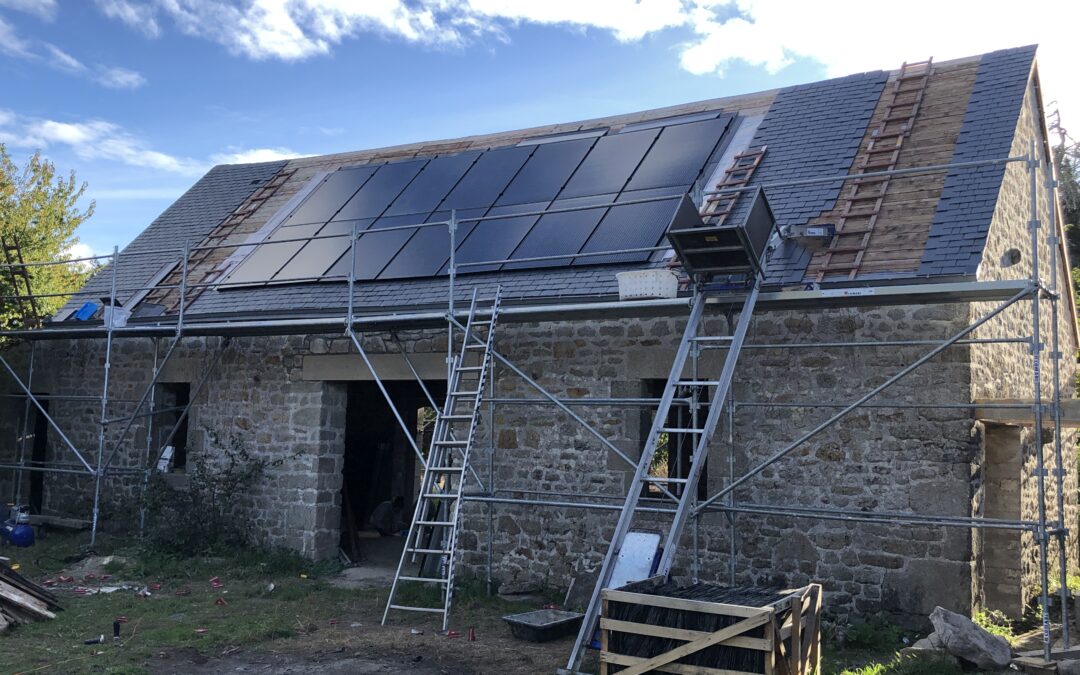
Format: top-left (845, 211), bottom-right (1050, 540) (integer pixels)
top-left (0, 560), bottom-right (61, 631)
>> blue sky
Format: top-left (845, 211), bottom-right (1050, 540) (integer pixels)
top-left (0, 1), bottom-right (1073, 258)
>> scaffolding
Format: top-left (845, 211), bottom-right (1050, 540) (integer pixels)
top-left (0, 146), bottom-right (1073, 670)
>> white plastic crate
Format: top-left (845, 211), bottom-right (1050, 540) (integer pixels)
top-left (615, 270), bottom-right (678, 300)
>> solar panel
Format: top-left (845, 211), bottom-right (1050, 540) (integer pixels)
top-left (574, 187), bottom-right (684, 265)
top-left (447, 201), bottom-right (548, 274)
top-left (225, 223), bottom-right (322, 285)
top-left (441, 146), bottom-right (533, 211)
top-left (558, 129), bottom-right (659, 199)
top-left (384, 152), bottom-right (480, 217)
top-left (619, 110), bottom-right (721, 133)
top-left (378, 208), bottom-right (487, 280)
top-left (496, 139), bottom-right (593, 206)
top-left (281, 166), bottom-right (379, 226)
top-left (624, 117), bottom-right (730, 192)
top-left (274, 219), bottom-right (372, 281)
top-left (325, 228), bottom-right (415, 281)
top-left (502, 194), bottom-right (615, 270)
top-left (331, 158), bottom-right (428, 221)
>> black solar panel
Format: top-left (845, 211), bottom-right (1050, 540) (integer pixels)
top-left (274, 219), bottom-right (372, 281)
top-left (502, 194), bottom-right (614, 270)
top-left (325, 228), bottom-right (415, 281)
top-left (225, 222), bottom-right (321, 285)
top-left (448, 201), bottom-right (548, 274)
top-left (332, 158), bottom-right (428, 221)
top-left (223, 112), bottom-right (732, 287)
top-left (384, 152), bottom-right (480, 217)
top-left (379, 208), bottom-right (487, 280)
top-left (574, 187), bottom-right (684, 265)
top-left (441, 145), bottom-right (533, 211)
top-left (496, 139), bottom-right (593, 206)
top-left (558, 129), bottom-right (659, 199)
top-left (624, 117), bottom-right (730, 191)
top-left (281, 166), bottom-right (378, 226)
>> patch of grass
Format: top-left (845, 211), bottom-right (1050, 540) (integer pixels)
top-left (973, 608), bottom-right (1016, 644)
top-left (842, 619), bottom-right (908, 652)
top-left (832, 654), bottom-right (964, 675)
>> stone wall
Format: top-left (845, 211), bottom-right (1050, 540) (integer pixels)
top-left (967, 75), bottom-right (1080, 613)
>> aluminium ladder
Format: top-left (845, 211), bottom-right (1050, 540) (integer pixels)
top-left (382, 287), bottom-right (502, 630)
top-left (563, 280), bottom-right (762, 673)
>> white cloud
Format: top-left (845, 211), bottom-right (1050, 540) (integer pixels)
top-left (2, 115), bottom-right (206, 175)
top-left (93, 0), bottom-right (1080, 130)
top-left (94, 0), bottom-right (160, 37)
top-left (0, 0), bottom-right (57, 21)
top-left (0, 16), bottom-right (33, 58)
top-left (96, 65), bottom-right (147, 89)
top-left (44, 43), bottom-right (86, 72)
top-left (211, 146), bottom-right (310, 164)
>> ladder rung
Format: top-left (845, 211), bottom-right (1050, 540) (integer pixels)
top-left (407, 547), bottom-right (453, 555)
top-left (428, 466), bottom-right (464, 472)
top-left (434, 440), bottom-right (468, 446)
top-left (457, 366), bottom-right (484, 372)
top-left (443, 414), bottom-right (473, 420)
top-left (642, 476), bottom-right (688, 483)
top-left (690, 335), bottom-right (733, 342)
top-left (421, 492), bottom-right (460, 499)
top-left (389, 604), bottom-right (445, 614)
top-left (679, 380), bottom-right (721, 386)
top-left (661, 427), bottom-right (704, 434)
top-left (398, 576), bottom-right (451, 585)
top-left (449, 390), bottom-right (480, 397)
top-left (465, 343), bottom-right (486, 350)
top-left (416, 520), bottom-right (455, 526)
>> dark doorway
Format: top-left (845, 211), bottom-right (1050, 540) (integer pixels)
top-left (27, 398), bottom-right (49, 514)
top-left (643, 379), bottom-right (708, 500)
top-left (340, 380), bottom-right (445, 560)
top-left (154, 383), bottom-right (190, 470)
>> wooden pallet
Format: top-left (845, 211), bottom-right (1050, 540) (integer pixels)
top-left (599, 582), bottom-right (822, 675)
top-left (816, 58), bottom-right (933, 281)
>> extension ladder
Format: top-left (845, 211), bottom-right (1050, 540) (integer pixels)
top-left (382, 287), bottom-right (502, 630)
top-left (563, 279), bottom-right (761, 673)
top-left (1, 236), bottom-right (42, 329)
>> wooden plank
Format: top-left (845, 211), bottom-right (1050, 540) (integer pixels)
top-left (617, 613), bottom-right (771, 675)
top-left (601, 598), bottom-right (610, 675)
top-left (600, 653), bottom-right (759, 675)
top-left (600, 618), bottom-right (771, 651)
top-left (0, 580), bottom-right (55, 620)
top-left (974, 398), bottom-right (1080, 428)
top-left (805, 586), bottom-right (822, 675)
top-left (789, 596), bottom-right (802, 675)
top-left (602, 589), bottom-right (771, 618)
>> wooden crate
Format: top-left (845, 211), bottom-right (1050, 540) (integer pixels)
top-left (599, 579), bottom-right (822, 675)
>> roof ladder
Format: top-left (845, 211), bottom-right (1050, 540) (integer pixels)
top-left (702, 145), bottom-right (768, 226)
top-left (382, 286), bottom-right (503, 631)
top-left (564, 277), bottom-right (762, 673)
top-left (1, 235), bottom-right (42, 329)
top-left (816, 58), bottom-right (933, 281)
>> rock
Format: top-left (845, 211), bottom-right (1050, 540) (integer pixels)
top-left (930, 606), bottom-right (1013, 669)
top-left (497, 577), bottom-right (541, 596)
top-left (1060, 659), bottom-right (1080, 675)
top-left (910, 631), bottom-right (944, 651)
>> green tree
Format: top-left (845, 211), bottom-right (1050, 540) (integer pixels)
top-left (0, 144), bottom-right (95, 329)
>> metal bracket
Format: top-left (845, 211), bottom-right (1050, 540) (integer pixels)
top-left (1029, 219), bottom-right (1042, 231)
top-left (1029, 340), bottom-right (1044, 355)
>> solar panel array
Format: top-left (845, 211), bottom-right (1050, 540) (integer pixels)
top-left (224, 113), bottom-right (732, 286)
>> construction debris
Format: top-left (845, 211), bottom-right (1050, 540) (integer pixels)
top-left (0, 560), bottom-right (61, 630)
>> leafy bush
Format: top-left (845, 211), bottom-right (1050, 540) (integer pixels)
top-left (141, 429), bottom-right (294, 556)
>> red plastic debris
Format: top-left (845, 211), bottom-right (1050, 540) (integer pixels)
top-left (115, 615), bottom-right (129, 623)
top-left (445, 630), bottom-right (461, 638)
top-left (174, 588), bottom-right (191, 597)
top-left (214, 597), bottom-right (227, 606)
top-left (328, 618), bottom-right (338, 626)
top-left (85, 573), bottom-right (97, 580)
top-left (468, 627), bottom-right (476, 642)
top-left (42, 579), bottom-right (57, 587)
top-left (100, 574), bottom-right (112, 581)
top-left (58, 575), bottom-right (74, 583)
top-left (194, 628), bottom-right (209, 634)
top-left (149, 582), bottom-right (162, 590)
top-left (73, 587), bottom-right (89, 595)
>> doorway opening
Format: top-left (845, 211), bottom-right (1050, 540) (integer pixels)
top-left (154, 382), bottom-right (191, 471)
top-left (26, 397), bottom-right (49, 514)
top-left (339, 380), bottom-right (445, 569)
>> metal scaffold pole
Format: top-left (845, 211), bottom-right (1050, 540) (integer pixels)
top-left (1028, 143), bottom-right (1052, 662)
top-left (12, 341), bottom-right (34, 506)
top-left (90, 245), bottom-right (120, 546)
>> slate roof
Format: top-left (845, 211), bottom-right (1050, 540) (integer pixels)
top-left (62, 47), bottom-right (1039, 322)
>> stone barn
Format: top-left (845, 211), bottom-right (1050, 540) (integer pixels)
top-left (0, 44), bottom-right (1075, 635)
